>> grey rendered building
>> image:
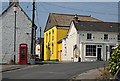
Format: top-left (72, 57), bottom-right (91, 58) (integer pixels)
top-left (0, 2), bottom-right (37, 63)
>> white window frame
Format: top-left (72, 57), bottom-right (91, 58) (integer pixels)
top-left (118, 34), bottom-right (120, 41)
top-left (85, 44), bottom-right (103, 58)
top-left (85, 45), bottom-right (97, 57)
top-left (104, 34), bottom-right (109, 40)
top-left (87, 33), bottom-right (93, 40)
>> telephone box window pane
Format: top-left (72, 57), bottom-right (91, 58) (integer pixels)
top-left (21, 48), bottom-right (25, 60)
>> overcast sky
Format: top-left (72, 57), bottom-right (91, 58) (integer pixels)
top-left (1, 1), bottom-right (120, 37)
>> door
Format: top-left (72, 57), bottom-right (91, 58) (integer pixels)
top-left (59, 50), bottom-right (62, 61)
top-left (19, 44), bottom-right (28, 64)
top-left (97, 48), bottom-right (101, 61)
top-left (110, 45), bottom-right (114, 57)
top-left (58, 50), bottom-right (62, 61)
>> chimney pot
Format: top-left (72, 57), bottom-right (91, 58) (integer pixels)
top-left (73, 14), bottom-right (80, 23)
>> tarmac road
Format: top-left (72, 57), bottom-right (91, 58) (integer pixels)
top-left (2, 61), bottom-right (108, 79)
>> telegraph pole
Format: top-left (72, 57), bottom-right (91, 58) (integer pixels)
top-left (31, 0), bottom-right (35, 56)
top-left (40, 27), bottom-right (42, 60)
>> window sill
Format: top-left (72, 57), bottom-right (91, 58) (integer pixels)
top-left (85, 56), bottom-right (97, 58)
top-left (86, 39), bottom-right (93, 41)
top-left (104, 39), bottom-right (109, 41)
top-left (118, 40), bottom-right (120, 42)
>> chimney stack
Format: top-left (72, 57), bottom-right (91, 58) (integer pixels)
top-left (73, 14), bottom-right (80, 23)
top-left (9, 0), bottom-right (19, 5)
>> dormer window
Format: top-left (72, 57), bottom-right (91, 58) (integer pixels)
top-left (104, 34), bottom-right (108, 40)
top-left (87, 33), bottom-right (92, 40)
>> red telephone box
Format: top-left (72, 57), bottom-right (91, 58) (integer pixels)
top-left (19, 43), bottom-right (28, 64)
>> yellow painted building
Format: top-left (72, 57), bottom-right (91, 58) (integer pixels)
top-left (44, 13), bottom-right (103, 61)
top-left (44, 26), bottom-right (68, 61)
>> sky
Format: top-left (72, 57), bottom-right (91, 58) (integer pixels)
top-left (1, 1), bottom-right (120, 37)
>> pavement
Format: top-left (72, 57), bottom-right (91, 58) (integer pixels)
top-left (72, 67), bottom-right (113, 81)
top-left (1, 64), bottom-right (40, 73)
top-left (73, 68), bottom-right (102, 79)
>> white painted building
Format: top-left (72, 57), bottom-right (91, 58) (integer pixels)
top-left (0, 2), bottom-right (37, 64)
top-left (36, 44), bottom-right (40, 58)
top-left (62, 18), bottom-right (120, 62)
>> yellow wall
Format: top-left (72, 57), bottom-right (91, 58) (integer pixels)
top-left (57, 28), bottom-right (68, 42)
top-left (44, 26), bottom-right (68, 61)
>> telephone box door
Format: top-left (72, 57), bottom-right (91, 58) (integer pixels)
top-left (19, 43), bottom-right (28, 64)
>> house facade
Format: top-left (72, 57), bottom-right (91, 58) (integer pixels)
top-left (62, 19), bottom-right (120, 62)
top-left (44, 13), bottom-right (103, 61)
top-left (44, 26), bottom-right (68, 61)
top-left (36, 38), bottom-right (44, 60)
top-left (0, 2), bottom-right (37, 63)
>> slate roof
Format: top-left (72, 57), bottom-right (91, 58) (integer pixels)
top-left (44, 13), bottom-right (103, 32)
top-left (57, 26), bottom-right (70, 30)
top-left (73, 20), bottom-right (120, 32)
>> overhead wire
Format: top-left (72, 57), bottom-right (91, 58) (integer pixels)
top-left (42, 2), bottom-right (117, 16)
top-left (75, 2), bottom-right (118, 8)
top-left (38, 2), bottom-right (51, 13)
top-left (35, 3), bottom-right (43, 37)
top-left (52, 2), bottom-right (118, 9)
top-left (27, 2), bottom-right (31, 8)
top-left (36, 3), bottom-right (41, 28)
top-left (26, 2), bottom-right (32, 11)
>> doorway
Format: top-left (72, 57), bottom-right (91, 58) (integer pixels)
top-left (110, 45), bottom-right (114, 57)
top-left (97, 48), bottom-right (101, 61)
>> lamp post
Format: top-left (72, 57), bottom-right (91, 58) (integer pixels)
top-left (13, 4), bottom-right (18, 64)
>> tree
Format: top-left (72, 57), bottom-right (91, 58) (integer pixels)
top-left (109, 44), bottom-right (120, 76)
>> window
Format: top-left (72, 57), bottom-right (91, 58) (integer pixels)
top-left (52, 30), bottom-right (54, 40)
top-left (46, 33), bottom-right (48, 43)
top-left (49, 32), bottom-right (51, 42)
top-left (86, 45), bottom-right (96, 56)
top-left (65, 46), bottom-right (67, 53)
top-left (104, 34), bottom-right (108, 40)
top-left (87, 33), bottom-right (92, 40)
top-left (97, 45), bottom-right (102, 47)
top-left (52, 43), bottom-right (54, 54)
top-left (118, 34), bottom-right (120, 41)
